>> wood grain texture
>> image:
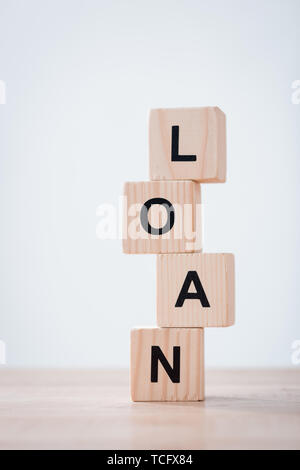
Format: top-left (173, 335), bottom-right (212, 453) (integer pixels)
top-left (149, 107), bottom-right (226, 182)
top-left (131, 328), bottom-right (204, 402)
top-left (0, 369), bottom-right (299, 450)
top-left (157, 253), bottom-right (235, 327)
top-left (123, 181), bottom-right (202, 254)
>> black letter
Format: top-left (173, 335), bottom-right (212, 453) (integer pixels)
top-left (175, 271), bottom-right (210, 307)
top-left (140, 198), bottom-right (175, 235)
top-left (171, 126), bottom-right (196, 162)
top-left (151, 346), bottom-right (180, 383)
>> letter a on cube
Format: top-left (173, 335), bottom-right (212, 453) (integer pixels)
top-left (123, 181), bottom-right (202, 254)
top-left (149, 107), bottom-right (226, 182)
top-left (157, 253), bottom-right (235, 327)
top-left (131, 328), bottom-right (204, 401)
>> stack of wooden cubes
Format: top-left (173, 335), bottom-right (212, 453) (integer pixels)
top-left (123, 107), bottom-right (235, 401)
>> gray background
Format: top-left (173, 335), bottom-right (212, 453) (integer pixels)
top-left (0, 0), bottom-right (299, 368)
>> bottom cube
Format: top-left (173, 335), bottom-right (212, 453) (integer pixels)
top-left (130, 327), bottom-right (204, 402)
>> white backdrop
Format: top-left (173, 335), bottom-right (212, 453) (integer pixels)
top-left (0, 0), bottom-right (299, 368)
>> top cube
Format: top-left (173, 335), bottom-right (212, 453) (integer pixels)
top-left (149, 107), bottom-right (226, 183)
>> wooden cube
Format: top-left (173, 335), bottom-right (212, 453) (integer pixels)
top-left (131, 327), bottom-right (204, 401)
top-left (123, 181), bottom-right (202, 254)
top-left (149, 107), bottom-right (226, 182)
top-left (157, 253), bottom-right (235, 327)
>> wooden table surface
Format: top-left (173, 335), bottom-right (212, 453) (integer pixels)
top-left (0, 369), bottom-right (299, 450)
